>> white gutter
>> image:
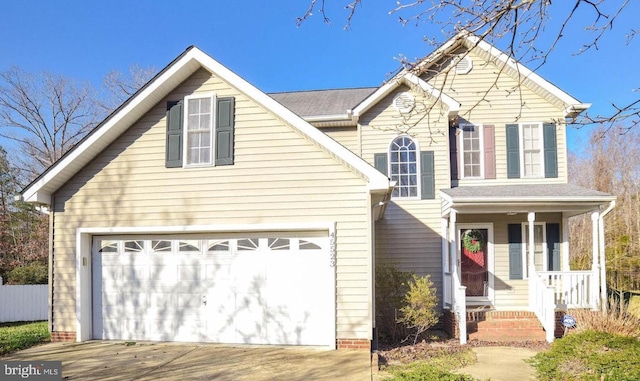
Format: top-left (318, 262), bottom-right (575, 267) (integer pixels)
top-left (565, 103), bottom-right (592, 118)
top-left (446, 196), bottom-right (617, 204)
top-left (304, 113), bottom-right (352, 123)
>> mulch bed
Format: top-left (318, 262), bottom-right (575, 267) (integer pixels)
top-left (376, 336), bottom-right (550, 365)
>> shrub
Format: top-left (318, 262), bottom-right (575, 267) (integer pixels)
top-left (398, 274), bottom-right (440, 344)
top-left (567, 298), bottom-right (640, 339)
top-left (529, 330), bottom-right (640, 380)
top-left (376, 262), bottom-right (413, 344)
top-left (6, 261), bottom-right (48, 284)
top-left (383, 348), bottom-right (477, 381)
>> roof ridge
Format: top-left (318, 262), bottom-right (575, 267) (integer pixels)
top-left (268, 87), bottom-right (378, 95)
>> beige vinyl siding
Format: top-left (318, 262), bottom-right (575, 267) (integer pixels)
top-left (51, 69), bottom-right (373, 340)
top-left (360, 85), bottom-right (451, 302)
top-left (426, 47), bottom-right (569, 184)
top-left (320, 126), bottom-right (359, 153)
top-left (458, 213), bottom-right (562, 309)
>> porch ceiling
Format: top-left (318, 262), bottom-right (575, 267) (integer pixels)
top-left (440, 184), bottom-right (616, 217)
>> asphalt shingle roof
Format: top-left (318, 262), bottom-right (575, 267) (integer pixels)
top-left (441, 184), bottom-right (614, 200)
top-left (269, 88), bottom-right (377, 118)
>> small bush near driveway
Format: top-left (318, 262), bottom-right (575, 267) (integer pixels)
top-left (0, 321), bottom-right (50, 355)
top-left (380, 344), bottom-right (478, 381)
top-left (529, 330), bottom-right (640, 380)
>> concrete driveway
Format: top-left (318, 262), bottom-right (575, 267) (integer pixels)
top-left (3, 341), bottom-right (372, 380)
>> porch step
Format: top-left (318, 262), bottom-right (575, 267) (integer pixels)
top-left (466, 311), bottom-right (547, 342)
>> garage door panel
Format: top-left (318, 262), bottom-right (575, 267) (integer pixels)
top-left (150, 265), bottom-right (177, 283)
top-left (93, 235), bottom-right (333, 346)
top-left (121, 292), bottom-right (149, 312)
top-left (149, 292), bottom-right (175, 311)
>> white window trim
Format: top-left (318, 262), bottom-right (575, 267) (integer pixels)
top-left (458, 123), bottom-right (484, 179)
top-left (388, 135), bottom-right (421, 200)
top-left (183, 93), bottom-right (216, 168)
top-left (521, 222), bottom-right (547, 278)
top-left (518, 122), bottom-right (545, 178)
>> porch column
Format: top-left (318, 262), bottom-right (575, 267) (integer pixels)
top-left (528, 212), bottom-right (536, 311)
top-left (449, 210), bottom-right (467, 344)
top-left (598, 213), bottom-right (607, 312)
top-left (562, 216), bottom-right (570, 271)
top-left (450, 210), bottom-right (459, 289)
top-left (441, 217), bottom-right (450, 309)
top-left (591, 211), bottom-right (600, 310)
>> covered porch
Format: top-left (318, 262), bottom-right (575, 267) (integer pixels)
top-left (439, 184), bottom-right (616, 343)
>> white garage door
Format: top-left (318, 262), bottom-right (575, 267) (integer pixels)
top-left (92, 234), bottom-right (334, 346)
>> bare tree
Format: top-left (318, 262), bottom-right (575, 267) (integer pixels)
top-left (298, 1), bottom-right (638, 130)
top-left (0, 146), bottom-right (48, 280)
top-left (569, 126), bottom-right (640, 290)
top-left (0, 67), bottom-right (100, 178)
top-left (98, 64), bottom-right (157, 112)
top-left (0, 64), bottom-right (156, 180)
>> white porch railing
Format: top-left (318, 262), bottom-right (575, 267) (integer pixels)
top-left (530, 271), bottom-right (556, 343)
top-left (538, 271), bottom-right (597, 309)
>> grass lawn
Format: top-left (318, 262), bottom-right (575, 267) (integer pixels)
top-left (0, 321), bottom-right (50, 356)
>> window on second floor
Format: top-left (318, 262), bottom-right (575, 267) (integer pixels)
top-left (460, 124), bottom-right (483, 178)
top-left (165, 95), bottom-right (235, 168)
top-left (520, 123), bottom-right (543, 177)
top-left (506, 122), bottom-right (557, 179)
top-left (185, 95), bottom-right (214, 166)
top-left (389, 135), bottom-right (419, 198)
top-left (374, 136), bottom-right (435, 200)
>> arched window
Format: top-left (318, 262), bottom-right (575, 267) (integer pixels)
top-left (389, 135), bottom-right (419, 198)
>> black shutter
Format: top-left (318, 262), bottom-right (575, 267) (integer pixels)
top-left (546, 223), bottom-right (561, 271)
top-left (420, 151), bottom-right (435, 200)
top-left (506, 124), bottom-right (520, 179)
top-left (166, 100), bottom-right (183, 168)
top-left (543, 123), bottom-right (558, 178)
top-left (508, 224), bottom-right (523, 279)
top-left (374, 153), bottom-right (388, 176)
top-left (449, 127), bottom-right (459, 181)
top-left (215, 97), bottom-right (235, 166)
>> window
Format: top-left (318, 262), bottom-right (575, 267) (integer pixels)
top-left (165, 96), bottom-right (235, 168)
top-left (506, 122), bottom-right (557, 179)
top-left (123, 240), bottom-right (144, 253)
top-left (520, 123), bottom-right (543, 177)
top-left (184, 94), bottom-right (214, 166)
top-left (389, 136), bottom-right (419, 198)
top-left (460, 124), bottom-right (483, 178)
top-left (522, 223), bottom-right (546, 277)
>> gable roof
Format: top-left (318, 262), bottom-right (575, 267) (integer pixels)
top-left (408, 31), bottom-right (590, 118)
top-left (21, 47), bottom-right (391, 204)
top-left (269, 88), bottom-right (376, 121)
top-left (351, 73), bottom-right (461, 120)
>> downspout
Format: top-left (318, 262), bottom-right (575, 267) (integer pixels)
top-left (598, 200), bottom-right (616, 312)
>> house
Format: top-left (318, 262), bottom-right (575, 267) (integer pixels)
top-left (21, 32), bottom-right (615, 349)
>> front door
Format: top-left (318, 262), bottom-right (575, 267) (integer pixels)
top-left (459, 227), bottom-right (492, 301)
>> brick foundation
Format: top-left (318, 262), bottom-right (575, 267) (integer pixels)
top-left (337, 338), bottom-right (371, 350)
top-left (51, 331), bottom-right (76, 342)
top-left (442, 310), bottom-right (564, 342)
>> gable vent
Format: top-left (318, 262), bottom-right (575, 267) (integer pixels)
top-left (453, 55), bottom-right (473, 75)
top-left (393, 92), bottom-right (415, 113)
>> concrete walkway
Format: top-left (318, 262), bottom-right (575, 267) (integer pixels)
top-left (456, 346), bottom-right (540, 381)
top-left (3, 341), bottom-right (372, 380)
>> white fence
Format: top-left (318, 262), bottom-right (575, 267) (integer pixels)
top-left (0, 277), bottom-right (48, 322)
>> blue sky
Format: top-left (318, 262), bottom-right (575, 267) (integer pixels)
top-left (1, 1), bottom-right (638, 154)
